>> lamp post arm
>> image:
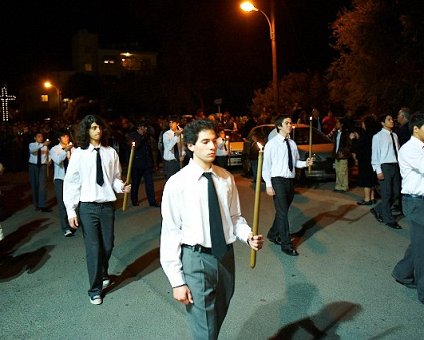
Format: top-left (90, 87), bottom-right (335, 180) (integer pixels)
top-left (258, 9), bottom-right (274, 40)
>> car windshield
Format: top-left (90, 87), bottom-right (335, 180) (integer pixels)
top-left (291, 126), bottom-right (331, 145)
top-left (247, 124), bottom-right (332, 145)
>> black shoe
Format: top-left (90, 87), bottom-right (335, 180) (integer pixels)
top-left (132, 201), bottom-right (139, 206)
top-left (357, 200), bottom-right (372, 206)
top-left (149, 202), bottom-right (161, 208)
top-left (370, 208), bottom-right (383, 223)
top-left (281, 247), bottom-right (299, 256)
top-left (40, 207), bottom-right (52, 212)
top-left (392, 273), bottom-right (416, 288)
top-left (386, 222), bottom-right (402, 229)
top-left (268, 236), bottom-right (282, 245)
top-left (371, 199), bottom-right (377, 204)
top-left (333, 189), bottom-right (346, 193)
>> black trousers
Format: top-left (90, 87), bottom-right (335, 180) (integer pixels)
top-left (78, 201), bottom-right (115, 298)
top-left (393, 196), bottom-right (424, 303)
top-left (374, 163), bottom-right (401, 223)
top-left (130, 161), bottom-right (156, 205)
top-left (268, 177), bottom-right (295, 249)
top-left (163, 160), bottom-right (180, 181)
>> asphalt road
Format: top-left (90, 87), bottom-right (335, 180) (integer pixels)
top-left (0, 169), bottom-right (423, 339)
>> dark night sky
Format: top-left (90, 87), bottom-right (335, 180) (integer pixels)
top-left (0, 0), bottom-right (349, 112)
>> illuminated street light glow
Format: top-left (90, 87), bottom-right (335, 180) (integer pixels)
top-left (43, 80), bottom-right (62, 120)
top-left (240, 1), bottom-right (279, 113)
top-left (240, 1), bottom-right (257, 12)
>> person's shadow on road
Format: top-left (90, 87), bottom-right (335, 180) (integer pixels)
top-left (291, 204), bottom-right (359, 248)
top-left (104, 247), bottom-right (160, 294)
top-left (0, 219), bottom-right (54, 281)
top-left (269, 300), bottom-right (362, 339)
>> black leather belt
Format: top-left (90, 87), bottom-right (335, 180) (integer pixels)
top-left (182, 244), bottom-right (233, 254)
top-left (80, 201), bottom-right (114, 207)
top-left (403, 194), bottom-right (424, 200)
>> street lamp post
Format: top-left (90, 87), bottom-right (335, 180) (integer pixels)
top-left (241, 1), bottom-right (279, 113)
top-left (43, 81), bottom-right (62, 121)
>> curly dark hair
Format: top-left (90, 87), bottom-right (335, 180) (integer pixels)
top-left (183, 119), bottom-right (217, 146)
top-left (77, 114), bottom-right (110, 149)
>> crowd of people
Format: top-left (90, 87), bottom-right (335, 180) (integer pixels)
top-left (1, 105), bottom-right (423, 338)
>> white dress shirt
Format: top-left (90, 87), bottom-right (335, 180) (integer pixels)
top-left (49, 144), bottom-right (74, 180)
top-left (28, 142), bottom-right (49, 165)
top-left (160, 159), bottom-right (251, 287)
top-left (63, 144), bottom-right (125, 219)
top-left (371, 128), bottom-right (399, 174)
top-left (262, 133), bottom-right (307, 187)
top-left (216, 137), bottom-right (229, 156)
top-left (399, 136), bottom-right (424, 196)
top-left (162, 129), bottom-right (185, 161)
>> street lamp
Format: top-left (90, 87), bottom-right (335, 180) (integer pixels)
top-left (43, 81), bottom-right (62, 121)
top-left (241, 1), bottom-right (279, 113)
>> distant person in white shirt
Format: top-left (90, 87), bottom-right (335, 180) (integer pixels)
top-left (392, 111), bottom-right (424, 304)
top-left (162, 115), bottom-right (185, 181)
top-left (28, 131), bottom-right (51, 211)
top-left (160, 119), bottom-right (263, 339)
top-left (213, 129), bottom-right (229, 168)
top-left (64, 114), bottom-right (131, 306)
top-left (370, 113), bottom-right (402, 229)
top-left (262, 115), bottom-right (313, 256)
top-left (50, 129), bottom-right (74, 237)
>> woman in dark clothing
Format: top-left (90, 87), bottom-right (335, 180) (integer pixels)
top-left (349, 115), bottom-right (380, 205)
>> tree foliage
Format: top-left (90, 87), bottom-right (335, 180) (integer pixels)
top-left (250, 72), bottom-right (329, 114)
top-left (328, 0), bottom-right (424, 114)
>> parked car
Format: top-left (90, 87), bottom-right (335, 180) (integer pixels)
top-left (242, 124), bottom-right (336, 181)
top-left (223, 130), bottom-right (244, 168)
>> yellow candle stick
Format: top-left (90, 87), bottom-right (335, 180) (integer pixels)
top-left (308, 116), bottom-right (312, 174)
top-left (122, 142), bottom-right (135, 211)
top-left (250, 142), bottom-right (264, 269)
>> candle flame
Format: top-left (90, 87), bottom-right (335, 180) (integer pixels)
top-left (132, 142), bottom-right (135, 146)
top-left (69, 142), bottom-right (72, 145)
top-left (257, 142), bottom-right (264, 151)
top-left (309, 116), bottom-right (312, 121)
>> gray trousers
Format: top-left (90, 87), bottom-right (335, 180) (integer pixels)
top-left (78, 201), bottom-right (115, 298)
top-left (28, 163), bottom-right (47, 208)
top-left (182, 245), bottom-right (235, 340)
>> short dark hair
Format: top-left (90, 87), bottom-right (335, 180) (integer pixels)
top-left (274, 115), bottom-right (290, 131)
top-left (136, 119), bottom-right (149, 128)
top-left (377, 113), bottom-right (392, 123)
top-left (183, 119), bottom-right (216, 146)
top-left (168, 115), bottom-right (180, 123)
top-left (409, 111), bottom-right (424, 134)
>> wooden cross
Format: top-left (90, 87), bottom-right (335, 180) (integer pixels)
top-left (1, 85), bottom-right (16, 122)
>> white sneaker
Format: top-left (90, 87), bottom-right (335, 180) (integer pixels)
top-left (64, 230), bottom-right (73, 237)
top-left (90, 295), bottom-right (102, 305)
top-left (102, 278), bottom-right (110, 289)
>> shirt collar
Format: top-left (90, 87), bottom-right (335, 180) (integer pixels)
top-left (188, 159), bottom-right (216, 181)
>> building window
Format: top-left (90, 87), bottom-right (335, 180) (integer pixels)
top-left (41, 94), bottom-right (49, 102)
top-left (84, 63), bottom-right (93, 71)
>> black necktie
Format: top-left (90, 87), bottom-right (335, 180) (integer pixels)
top-left (174, 143), bottom-right (179, 161)
top-left (95, 148), bottom-right (104, 186)
top-left (37, 148), bottom-right (42, 166)
top-left (63, 154), bottom-right (69, 172)
top-left (285, 138), bottom-right (293, 172)
top-left (390, 132), bottom-right (398, 160)
top-left (203, 172), bottom-right (227, 259)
